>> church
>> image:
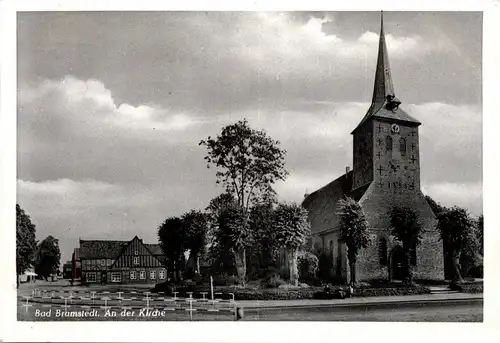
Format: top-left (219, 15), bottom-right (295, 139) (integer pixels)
top-left (302, 14), bottom-right (444, 282)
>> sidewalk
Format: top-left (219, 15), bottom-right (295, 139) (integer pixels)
top-left (237, 292), bottom-right (483, 309)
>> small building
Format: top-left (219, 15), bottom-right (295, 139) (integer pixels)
top-left (19, 269), bottom-right (37, 283)
top-left (62, 261), bottom-right (73, 279)
top-left (72, 247), bottom-right (81, 279)
top-left (79, 236), bottom-right (167, 285)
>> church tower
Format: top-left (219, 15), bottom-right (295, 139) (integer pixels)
top-left (302, 12), bottom-right (444, 282)
top-left (351, 12), bottom-right (422, 194)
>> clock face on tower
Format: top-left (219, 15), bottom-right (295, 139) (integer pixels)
top-left (391, 124), bottom-right (400, 133)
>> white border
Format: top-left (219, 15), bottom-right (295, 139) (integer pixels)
top-left (1, 0), bottom-right (499, 342)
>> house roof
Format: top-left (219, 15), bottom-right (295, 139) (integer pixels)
top-left (145, 244), bottom-right (163, 256)
top-left (79, 240), bottom-right (127, 259)
top-left (79, 238), bottom-right (165, 261)
top-left (302, 171), bottom-right (370, 234)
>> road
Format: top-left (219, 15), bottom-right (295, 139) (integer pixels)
top-left (18, 298), bottom-right (482, 322)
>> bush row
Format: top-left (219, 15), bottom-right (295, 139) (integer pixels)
top-left (355, 285), bottom-right (431, 297)
top-left (450, 282), bottom-right (483, 293)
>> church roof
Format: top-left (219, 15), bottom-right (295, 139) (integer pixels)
top-left (302, 171), bottom-right (370, 234)
top-left (352, 12), bottom-right (421, 134)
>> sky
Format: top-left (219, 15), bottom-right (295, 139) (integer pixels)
top-left (16, 11), bottom-right (482, 264)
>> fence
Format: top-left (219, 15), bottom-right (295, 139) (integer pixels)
top-left (19, 289), bottom-right (241, 321)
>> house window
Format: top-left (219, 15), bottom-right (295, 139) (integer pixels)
top-left (86, 272), bottom-right (97, 283)
top-left (101, 259), bottom-right (106, 266)
top-left (399, 138), bottom-right (406, 156)
top-left (134, 250), bottom-right (139, 255)
top-left (111, 272), bottom-right (122, 283)
top-left (150, 270), bottom-right (156, 279)
top-left (159, 269), bottom-right (165, 280)
top-left (107, 259), bottom-right (112, 266)
top-left (378, 238), bottom-right (388, 266)
top-left (130, 271), bottom-right (136, 280)
top-left (140, 271), bottom-right (146, 279)
top-left (133, 257), bottom-right (139, 265)
top-left (386, 136), bottom-right (393, 152)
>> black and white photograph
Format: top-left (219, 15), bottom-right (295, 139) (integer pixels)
top-left (2, 1), bottom-right (499, 341)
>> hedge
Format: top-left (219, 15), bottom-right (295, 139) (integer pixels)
top-left (355, 285), bottom-right (431, 297)
top-left (450, 282), bottom-right (483, 293)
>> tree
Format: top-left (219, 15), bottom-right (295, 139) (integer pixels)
top-left (477, 214), bottom-right (483, 256)
top-left (247, 199), bottom-right (279, 278)
top-left (337, 197), bottom-right (370, 286)
top-left (34, 236), bottom-right (61, 280)
top-left (212, 203), bottom-right (253, 285)
top-left (200, 119), bottom-right (288, 212)
top-left (437, 207), bottom-right (477, 284)
top-left (205, 193), bottom-right (238, 275)
top-left (389, 206), bottom-right (422, 285)
top-left (182, 210), bottom-right (209, 275)
top-left (425, 195), bottom-right (445, 217)
top-left (158, 217), bottom-right (187, 282)
top-left (16, 204), bottom-right (37, 286)
top-left (273, 203), bottom-right (310, 286)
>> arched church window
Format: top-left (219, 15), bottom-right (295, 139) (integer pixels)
top-left (399, 138), bottom-right (406, 156)
top-left (378, 238), bottom-right (388, 265)
top-left (386, 136), bottom-right (392, 152)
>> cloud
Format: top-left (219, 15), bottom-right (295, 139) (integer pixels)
top-left (422, 181), bottom-right (482, 216)
top-left (19, 76), bottom-right (202, 135)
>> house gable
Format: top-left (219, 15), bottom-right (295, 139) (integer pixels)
top-left (111, 236), bottom-right (164, 269)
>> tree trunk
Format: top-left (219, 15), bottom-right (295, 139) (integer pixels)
top-left (403, 249), bottom-right (412, 286)
top-left (17, 274), bottom-right (20, 289)
top-left (347, 249), bottom-right (356, 286)
top-left (196, 256), bottom-right (200, 275)
top-left (452, 251), bottom-right (463, 284)
top-left (234, 249), bottom-right (246, 286)
top-left (288, 248), bottom-right (299, 286)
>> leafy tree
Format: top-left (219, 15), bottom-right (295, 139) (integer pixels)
top-left (16, 204), bottom-right (37, 286)
top-left (182, 210), bottom-right (209, 275)
top-left (425, 195), bottom-right (446, 217)
top-left (34, 236), bottom-right (61, 280)
top-left (337, 197), bottom-right (370, 286)
top-left (390, 206), bottom-right (422, 285)
top-left (477, 214), bottom-right (483, 256)
top-left (205, 193), bottom-right (238, 275)
top-left (158, 217), bottom-right (187, 282)
top-left (247, 199), bottom-right (279, 278)
top-left (273, 203), bottom-right (310, 286)
top-left (212, 203), bottom-right (252, 285)
top-left (437, 207), bottom-right (477, 284)
top-left (200, 119), bottom-right (288, 212)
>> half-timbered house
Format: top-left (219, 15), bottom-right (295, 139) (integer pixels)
top-left (79, 236), bottom-right (167, 285)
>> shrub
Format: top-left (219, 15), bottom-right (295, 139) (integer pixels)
top-left (226, 275), bottom-right (239, 285)
top-left (262, 275), bottom-right (286, 288)
top-left (355, 285), bottom-right (430, 297)
top-left (298, 251), bottom-right (319, 282)
top-left (193, 274), bottom-right (204, 285)
top-left (450, 282), bottom-right (483, 293)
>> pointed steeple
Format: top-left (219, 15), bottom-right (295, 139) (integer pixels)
top-left (351, 12), bottom-right (420, 134)
top-left (371, 11), bottom-right (398, 107)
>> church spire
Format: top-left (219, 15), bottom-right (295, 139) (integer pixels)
top-left (351, 12), bottom-right (420, 134)
top-left (372, 11), bottom-right (399, 107)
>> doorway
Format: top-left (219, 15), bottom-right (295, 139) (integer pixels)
top-left (390, 246), bottom-right (405, 281)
